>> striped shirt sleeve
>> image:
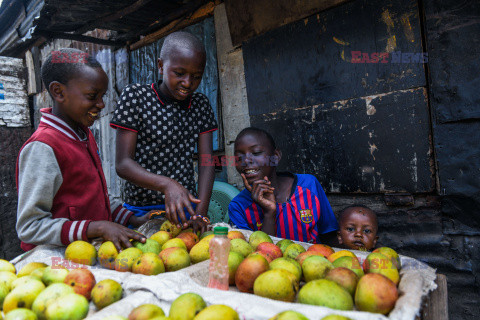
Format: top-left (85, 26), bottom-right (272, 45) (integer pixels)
top-left (110, 199), bottom-right (134, 226)
top-left (17, 142), bottom-right (92, 246)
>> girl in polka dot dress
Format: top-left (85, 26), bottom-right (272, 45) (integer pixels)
top-left (111, 31), bottom-right (218, 234)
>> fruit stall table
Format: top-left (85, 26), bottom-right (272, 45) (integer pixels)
top-left (7, 226), bottom-right (443, 320)
top-left (421, 274), bottom-right (448, 320)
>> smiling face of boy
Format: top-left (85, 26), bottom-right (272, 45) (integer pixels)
top-left (337, 207), bottom-right (379, 251)
top-left (234, 132), bottom-right (280, 186)
top-left (51, 65), bottom-right (108, 130)
top-left (158, 45), bottom-right (206, 101)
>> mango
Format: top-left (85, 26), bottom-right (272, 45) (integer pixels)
top-left (160, 220), bottom-right (181, 237)
top-left (169, 292), bottom-right (206, 320)
top-left (0, 272), bottom-right (17, 290)
top-left (298, 279), bottom-right (353, 310)
top-left (159, 247), bottom-right (191, 272)
top-left (227, 231), bottom-right (246, 241)
top-left (3, 279), bottom-right (45, 313)
top-left (41, 266), bottom-right (69, 286)
top-left (133, 239), bottom-right (162, 255)
top-left (132, 253), bottom-right (165, 275)
top-left (307, 244), bottom-right (335, 258)
top-left (162, 239), bottom-right (187, 251)
top-left (235, 254), bottom-right (269, 293)
top-left (253, 269), bottom-right (298, 302)
top-left (328, 250), bottom-right (356, 263)
top-left (363, 252), bottom-right (399, 285)
top-left (373, 247), bottom-right (401, 270)
top-left (332, 256), bottom-right (364, 279)
top-left (115, 247), bottom-right (143, 272)
top-left (176, 232), bottom-right (199, 252)
top-left (302, 255), bottom-right (333, 282)
top-left (269, 310), bottom-right (309, 320)
top-left (98, 241), bottom-right (119, 269)
top-left (65, 241), bottom-right (97, 266)
top-left (4, 308), bottom-right (37, 320)
top-left (228, 252), bottom-right (244, 285)
top-left (91, 279), bottom-right (122, 309)
top-left (355, 273), bottom-right (398, 314)
top-left (32, 283), bottom-right (74, 320)
top-left (17, 262), bottom-right (47, 278)
top-left (128, 304), bottom-right (165, 320)
top-left (45, 293), bottom-right (89, 320)
top-left (325, 267), bottom-right (358, 296)
top-left (150, 231), bottom-right (172, 247)
top-left (275, 239), bottom-right (294, 254)
top-left (194, 304), bottom-right (239, 320)
top-left (284, 244), bottom-right (306, 260)
top-left (189, 241), bottom-right (210, 264)
top-left (269, 257), bottom-right (302, 284)
top-left (230, 239), bottom-right (253, 258)
top-left (248, 231), bottom-right (273, 250)
top-left (0, 260), bottom-right (15, 274)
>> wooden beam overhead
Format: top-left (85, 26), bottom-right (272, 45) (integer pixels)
top-left (36, 30), bottom-right (126, 47)
top-left (129, 1), bottom-right (219, 51)
top-left (74, 0), bottom-right (155, 35)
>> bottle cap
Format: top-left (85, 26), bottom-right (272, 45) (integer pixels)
top-left (213, 226), bottom-right (228, 235)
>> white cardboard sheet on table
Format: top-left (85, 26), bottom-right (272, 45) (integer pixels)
top-left (10, 223), bottom-right (437, 320)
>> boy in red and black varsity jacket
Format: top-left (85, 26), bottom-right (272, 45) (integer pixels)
top-left (16, 48), bottom-right (147, 252)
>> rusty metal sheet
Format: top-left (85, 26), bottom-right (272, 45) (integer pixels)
top-left (242, 0), bottom-right (425, 116)
top-left (224, 0), bottom-right (351, 46)
top-left (250, 88), bottom-right (433, 193)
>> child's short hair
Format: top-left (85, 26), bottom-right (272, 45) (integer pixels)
top-left (235, 127), bottom-right (277, 151)
top-left (338, 204), bottom-right (378, 225)
top-left (160, 31), bottom-right (205, 61)
top-left (41, 48), bottom-right (102, 93)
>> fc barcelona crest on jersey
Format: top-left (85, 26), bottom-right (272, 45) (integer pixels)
top-left (300, 209), bottom-right (313, 224)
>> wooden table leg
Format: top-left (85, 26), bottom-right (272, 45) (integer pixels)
top-left (422, 274), bottom-right (448, 320)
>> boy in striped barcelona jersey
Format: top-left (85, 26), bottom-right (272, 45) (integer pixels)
top-left (228, 127), bottom-right (339, 245)
top-left (16, 48), bottom-right (147, 252)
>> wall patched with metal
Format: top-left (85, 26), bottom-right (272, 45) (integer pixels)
top-left (0, 56), bottom-right (32, 259)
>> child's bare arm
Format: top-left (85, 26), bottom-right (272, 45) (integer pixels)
top-left (191, 132), bottom-right (215, 234)
top-left (87, 221), bottom-right (145, 251)
top-left (115, 128), bottom-right (199, 228)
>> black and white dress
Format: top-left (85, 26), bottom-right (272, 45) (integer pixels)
top-left (111, 82), bottom-right (218, 206)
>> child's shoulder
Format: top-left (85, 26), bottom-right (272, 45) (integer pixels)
top-left (295, 173), bottom-right (320, 185)
top-left (122, 83), bottom-right (153, 94)
top-left (190, 92), bottom-right (210, 105)
top-left (230, 188), bottom-right (253, 208)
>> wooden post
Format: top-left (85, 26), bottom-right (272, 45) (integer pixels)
top-left (422, 274), bottom-right (448, 320)
top-left (25, 50), bottom-right (37, 95)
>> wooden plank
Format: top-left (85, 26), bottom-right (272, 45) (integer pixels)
top-left (242, 0), bottom-right (425, 116)
top-left (225, 0), bottom-right (352, 46)
top-left (250, 88), bottom-right (433, 193)
top-left (129, 1), bottom-right (219, 51)
top-left (25, 50), bottom-right (37, 95)
top-left (214, 3), bottom-right (250, 188)
top-left (422, 274), bottom-right (448, 320)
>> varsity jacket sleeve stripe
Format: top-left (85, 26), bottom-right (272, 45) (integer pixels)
top-left (110, 199), bottom-right (134, 227)
top-left (17, 142), bottom-right (92, 246)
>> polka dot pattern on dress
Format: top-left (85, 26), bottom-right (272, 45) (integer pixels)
top-left (111, 83), bottom-right (218, 206)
